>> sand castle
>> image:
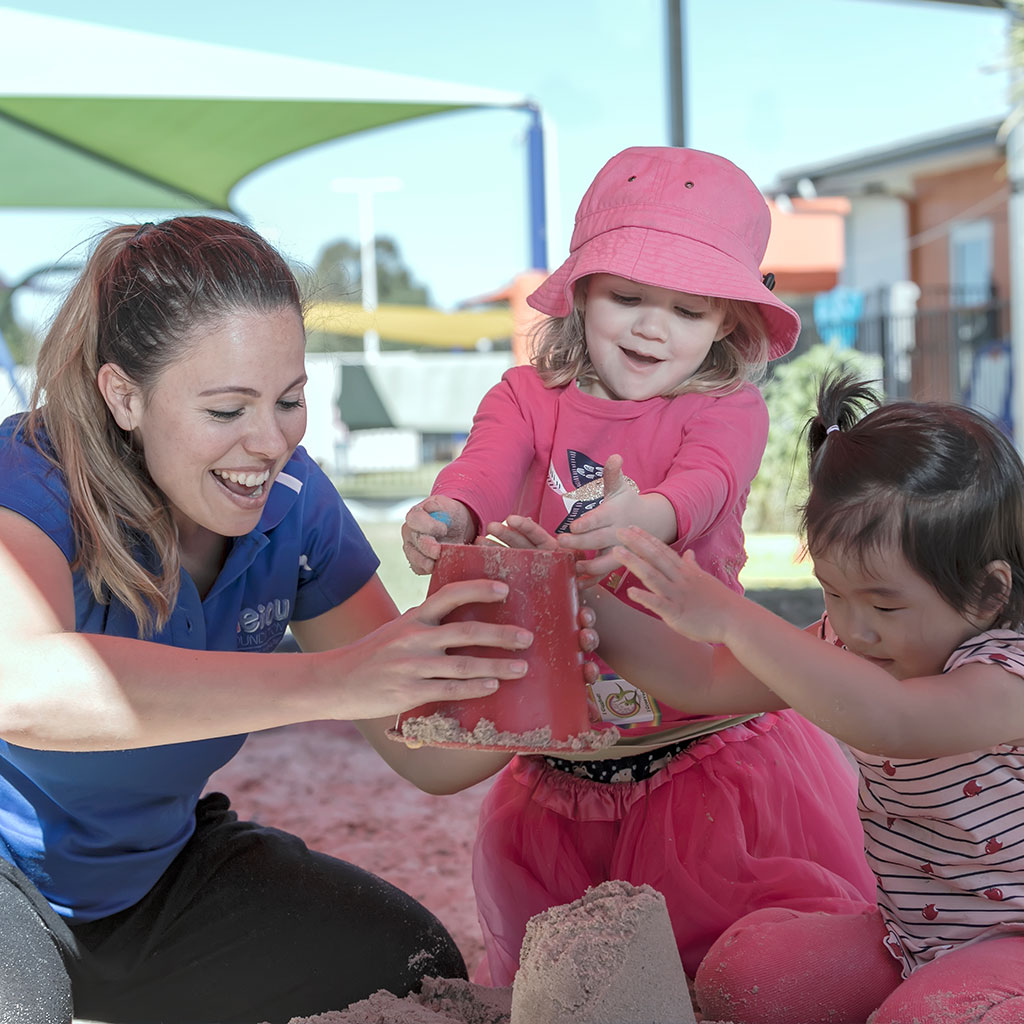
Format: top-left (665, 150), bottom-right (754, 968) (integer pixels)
top-left (285, 880), bottom-right (695, 1024)
top-left (510, 879), bottom-right (695, 1024)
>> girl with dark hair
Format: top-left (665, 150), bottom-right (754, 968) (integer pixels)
top-left (610, 372), bottom-right (1024, 1022)
top-left (0, 215), bottom-right (576, 1024)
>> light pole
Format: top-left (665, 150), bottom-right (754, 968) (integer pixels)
top-left (330, 175), bottom-right (402, 363)
top-left (666, 0), bottom-right (687, 147)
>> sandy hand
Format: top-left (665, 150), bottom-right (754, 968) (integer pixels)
top-left (558, 454), bottom-right (643, 578)
top-left (401, 496), bottom-right (475, 575)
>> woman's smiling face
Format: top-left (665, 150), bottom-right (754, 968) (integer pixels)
top-left (105, 306), bottom-right (308, 541)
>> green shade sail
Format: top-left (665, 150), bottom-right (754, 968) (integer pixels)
top-left (0, 6), bottom-right (528, 212)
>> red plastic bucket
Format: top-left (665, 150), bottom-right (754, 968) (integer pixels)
top-left (388, 544), bottom-right (618, 753)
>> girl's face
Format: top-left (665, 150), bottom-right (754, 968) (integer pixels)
top-left (581, 274), bottom-right (731, 401)
top-left (814, 545), bottom-right (985, 680)
top-left (106, 307), bottom-right (308, 544)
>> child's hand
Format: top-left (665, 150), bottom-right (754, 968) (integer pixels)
top-left (401, 497), bottom-right (475, 575)
top-left (482, 514), bottom-right (558, 552)
top-left (486, 515), bottom-right (604, 592)
top-left (558, 455), bottom-right (674, 580)
top-left (613, 526), bottom-right (740, 645)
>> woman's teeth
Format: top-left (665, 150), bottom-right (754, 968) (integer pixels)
top-left (214, 469), bottom-right (270, 487)
top-left (213, 468), bottom-right (270, 497)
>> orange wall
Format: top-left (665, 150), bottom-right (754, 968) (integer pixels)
top-left (908, 159), bottom-right (1009, 400)
top-left (910, 159), bottom-right (1009, 306)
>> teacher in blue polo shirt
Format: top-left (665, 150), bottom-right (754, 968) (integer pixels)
top-left (0, 216), bottom-right (578, 1024)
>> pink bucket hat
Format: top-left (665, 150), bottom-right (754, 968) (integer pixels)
top-left (528, 146), bottom-right (800, 361)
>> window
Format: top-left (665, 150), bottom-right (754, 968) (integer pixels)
top-left (949, 219), bottom-right (993, 307)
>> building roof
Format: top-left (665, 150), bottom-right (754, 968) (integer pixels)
top-left (770, 116), bottom-right (1005, 198)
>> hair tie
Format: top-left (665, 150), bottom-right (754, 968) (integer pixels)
top-left (131, 222), bottom-right (156, 242)
top-left (826, 424), bottom-right (841, 435)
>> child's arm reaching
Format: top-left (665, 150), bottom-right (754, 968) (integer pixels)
top-left (402, 497), bottom-right (478, 575)
top-left (490, 515), bottom-right (784, 713)
top-left (557, 454), bottom-right (678, 579)
top-left (615, 527), bottom-right (1024, 758)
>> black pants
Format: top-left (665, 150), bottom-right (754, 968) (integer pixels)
top-left (0, 793), bottom-right (466, 1024)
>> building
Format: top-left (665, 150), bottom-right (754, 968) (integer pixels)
top-left (770, 116), bottom-right (1011, 426)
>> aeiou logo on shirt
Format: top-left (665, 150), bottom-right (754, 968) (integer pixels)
top-left (237, 598), bottom-right (291, 650)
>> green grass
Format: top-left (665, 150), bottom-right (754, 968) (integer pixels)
top-left (351, 517), bottom-right (817, 613)
top-left (355, 518), bottom-right (431, 612)
top-left (740, 533), bottom-right (816, 588)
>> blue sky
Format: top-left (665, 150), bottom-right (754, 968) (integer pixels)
top-left (0, 0), bottom-right (1012, 319)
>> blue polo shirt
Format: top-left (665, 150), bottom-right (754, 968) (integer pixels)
top-left (0, 414), bottom-right (379, 922)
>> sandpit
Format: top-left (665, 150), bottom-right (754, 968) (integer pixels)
top-left (283, 881), bottom-right (695, 1024)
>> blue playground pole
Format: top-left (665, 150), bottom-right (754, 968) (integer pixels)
top-left (524, 103), bottom-right (548, 272)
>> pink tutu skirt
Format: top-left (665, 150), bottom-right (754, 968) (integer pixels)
top-left (472, 709), bottom-right (876, 983)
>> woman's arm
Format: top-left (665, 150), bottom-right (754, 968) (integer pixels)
top-left (0, 509), bottom-right (534, 753)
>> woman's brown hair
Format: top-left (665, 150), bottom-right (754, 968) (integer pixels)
top-left (25, 216), bottom-right (303, 636)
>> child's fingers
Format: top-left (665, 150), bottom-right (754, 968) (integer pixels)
top-left (599, 453), bottom-right (627, 498)
top-left (625, 584), bottom-right (663, 614)
top-left (573, 549), bottom-right (622, 580)
top-left (506, 515), bottom-right (560, 549)
top-left (615, 524), bottom-right (677, 560)
top-left (483, 516), bottom-right (558, 551)
top-left (612, 543), bottom-right (673, 595)
top-left (558, 526), bottom-right (618, 554)
top-left (404, 505), bottom-right (449, 546)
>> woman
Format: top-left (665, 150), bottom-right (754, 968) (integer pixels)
top-left (0, 216), bottom-right (570, 1024)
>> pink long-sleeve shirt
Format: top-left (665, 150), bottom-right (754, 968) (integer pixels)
top-left (431, 366), bottom-right (770, 738)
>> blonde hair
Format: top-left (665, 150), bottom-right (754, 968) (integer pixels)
top-left (530, 277), bottom-right (770, 397)
top-left (25, 216), bottom-right (303, 637)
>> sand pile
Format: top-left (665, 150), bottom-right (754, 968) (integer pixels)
top-left (280, 976), bottom-right (511, 1023)
top-left (284, 881), bottom-right (695, 1024)
top-left (510, 880), bottom-right (695, 1024)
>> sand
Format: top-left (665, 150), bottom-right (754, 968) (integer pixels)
top-left (510, 880), bottom-right (695, 1024)
top-left (280, 977), bottom-right (512, 1023)
top-left (208, 720), bottom-right (861, 1024)
top-left (389, 711), bottom-right (620, 753)
top-left (281, 881), bottom-right (697, 1024)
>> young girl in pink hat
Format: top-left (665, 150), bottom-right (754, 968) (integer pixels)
top-left (402, 146), bottom-right (876, 985)
top-left (610, 373), bottom-right (1024, 1023)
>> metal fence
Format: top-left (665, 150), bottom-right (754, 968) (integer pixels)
top-left (782, 292), bottom-right (1012, 434)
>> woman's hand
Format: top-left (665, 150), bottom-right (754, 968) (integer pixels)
top-left (613, 526), bottom-right (742, 645)
top-left (319, 577), bottom-right (535, 721)
top-left (401, 497), bottom-right (475, 575)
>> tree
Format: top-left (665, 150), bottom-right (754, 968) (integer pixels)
top-left (307, 236), bottom-right (431, 306)
top-left (745, 344), bottom-right (881, 534)
top-left (0, 264), bottom-right (67, 366)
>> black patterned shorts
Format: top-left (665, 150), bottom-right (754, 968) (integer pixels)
top-left (542, 735), bottom-right (697, 783)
